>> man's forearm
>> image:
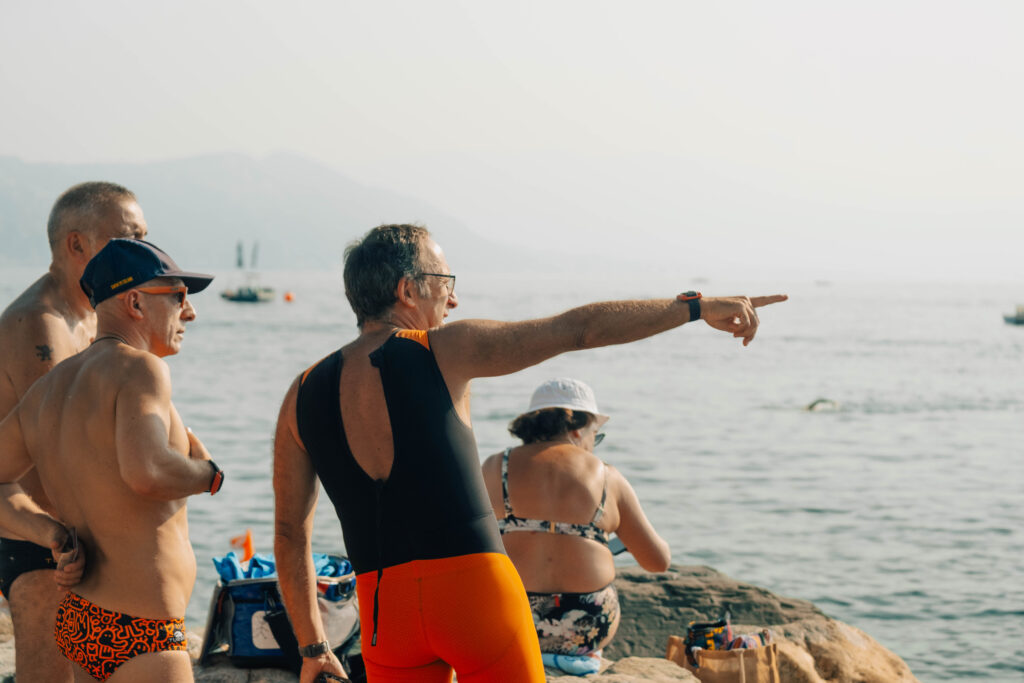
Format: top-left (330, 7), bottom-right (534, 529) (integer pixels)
top-left (563, 293), bottom-right (781, 350)
top-left (274, 527), bottom-right (326, 649)
top-left (560, 298), bottom-right (693, 351)
top-left (123, 453), bottom-right (216, 500)
top-left (0, 483), bottom-right (63, 546)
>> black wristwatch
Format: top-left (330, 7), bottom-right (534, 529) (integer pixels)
top-left (678, 291), bottom-right (702, 322)
top-left (207, 460), bottom-right (224, 496)
top-left (299, 640), bottom-right (331, 658)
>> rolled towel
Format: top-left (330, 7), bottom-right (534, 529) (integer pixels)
top-left (541, 651), bottom-right (601, 675)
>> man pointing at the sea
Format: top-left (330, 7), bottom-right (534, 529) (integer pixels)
top-left (273, 223), bottom-right (787, 682)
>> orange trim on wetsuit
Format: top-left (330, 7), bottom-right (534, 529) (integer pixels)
top-left (54, 592), bottom-right (188, 682)
top-left (301, 352), bottom-right (333, 385)
top-left (394, 328), bottom-right (430, 349)
top-left (356, 552), bottom-right (545, 683)
top-left (299, 330), bottom-right (427, 386)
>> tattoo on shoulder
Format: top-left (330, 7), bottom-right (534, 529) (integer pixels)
top-left (35, 345), bottom-right (53, 361)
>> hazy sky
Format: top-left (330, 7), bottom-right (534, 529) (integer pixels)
top-left (2, 1), bottom-right (1022, 282)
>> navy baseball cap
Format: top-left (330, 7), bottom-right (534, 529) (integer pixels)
top-left (80, 239), bottom-right (214, 308)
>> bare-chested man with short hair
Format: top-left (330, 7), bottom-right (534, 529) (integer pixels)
top-left (0, 238), bottom-right (223, 682)
top-left (0, 181), bottom-right (148, 682)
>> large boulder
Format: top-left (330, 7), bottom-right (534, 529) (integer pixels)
top-left (607, 565), bottom-right (920, 683)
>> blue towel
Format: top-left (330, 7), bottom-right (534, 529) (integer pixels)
top-left (313, 553), bottom-right (347, 577)
top-left (212, 552), bottom-right (245, 582)
top-left (246, 554), bottom-right (276, 578)
top-left (213, 552), bottom-right (351, 583)
top-left (541, 652), bottom-right (601, 675)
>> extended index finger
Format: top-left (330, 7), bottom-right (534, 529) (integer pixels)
top-left (750, 294), bottom-right (789, 308)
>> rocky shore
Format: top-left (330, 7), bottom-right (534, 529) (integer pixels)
top-left (0, 565), bottom-right (920, 682)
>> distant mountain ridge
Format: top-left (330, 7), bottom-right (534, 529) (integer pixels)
top-left (0, 153), bottom-right (535, 271)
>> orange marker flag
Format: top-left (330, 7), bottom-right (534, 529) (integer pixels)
top-left (230, 528), bottom-right (255, 562)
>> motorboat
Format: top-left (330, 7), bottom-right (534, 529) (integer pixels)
top-left (221, 285), bottom-right (275, 303)
top-left (1003, 305), bottom-right (1024, 325)
top-left (222, 241), bottom-right (275, 303)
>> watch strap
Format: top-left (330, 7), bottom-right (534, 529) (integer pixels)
top-left (678, 291), bottom-right (702, 322)
top-left (298, 640), bottom-right (331, 658)
top-left (207, 460), bottom-right (224, 496)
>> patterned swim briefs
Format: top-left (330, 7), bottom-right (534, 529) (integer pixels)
top-left (54, 591), bottom-right (188, 681)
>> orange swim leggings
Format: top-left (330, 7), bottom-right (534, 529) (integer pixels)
top-left (356, 552), bottom-right (545, 682)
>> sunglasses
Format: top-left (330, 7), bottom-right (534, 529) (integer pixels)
top-left (119, 285), bottom-right (188, 308)
top-left (594, 432), bottom-right (605, 447)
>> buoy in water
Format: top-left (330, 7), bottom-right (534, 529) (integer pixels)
top-left (284, 291), bottom-right (295, 302)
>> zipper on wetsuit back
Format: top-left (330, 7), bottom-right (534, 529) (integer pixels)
top-left (371, 478), bottom-right (384, 646)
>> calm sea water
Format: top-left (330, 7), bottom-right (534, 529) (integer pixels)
top-left (2, 267), bottom-right (1021, 682)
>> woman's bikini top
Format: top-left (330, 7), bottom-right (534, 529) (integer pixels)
top-left (497, 447), bottom-right (610, 545)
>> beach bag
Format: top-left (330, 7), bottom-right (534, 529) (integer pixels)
top-left (200, 553), bottom-right (359, 669)
top-left (666, 635), bottom-right (780, 683)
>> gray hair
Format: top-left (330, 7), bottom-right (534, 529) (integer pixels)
top-left (47, 181), bottom-right (136, 250)
top-left (343, 223), bottom-right (432, 327)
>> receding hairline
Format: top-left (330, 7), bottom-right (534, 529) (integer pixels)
top-left (415, 235), bottom-right (447, 269)
top-left (47, 181), bottom-right (137, 249)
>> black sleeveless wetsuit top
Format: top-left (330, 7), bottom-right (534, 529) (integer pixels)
top-left (295, 332), bottom-right (504, 577)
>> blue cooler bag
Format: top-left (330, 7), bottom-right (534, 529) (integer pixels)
top-left (200, 552), bottom-right (358, 668)
top-left (223, 576), bottom-right (286, 665)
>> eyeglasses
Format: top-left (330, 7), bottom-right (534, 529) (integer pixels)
top-left (419, 272), bottom-right (456, 295)
top-left (119, 285), bottom-right (188, 308)
top-left (593, 432), bottom-right (605, 448)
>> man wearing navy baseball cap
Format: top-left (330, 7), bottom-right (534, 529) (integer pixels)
top-left (80, 238), bottom-right (214, 308)
top-left (0, 238), bottom-right (221, 681)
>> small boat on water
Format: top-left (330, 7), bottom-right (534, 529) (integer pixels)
top-left (1004, 305), bottom-right (1024, 325)
top-left (221, 285), bottom-right (275, 303)
top-left (222, 241), bottom-right (275, 303)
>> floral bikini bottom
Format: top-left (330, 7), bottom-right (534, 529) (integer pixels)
top-left (527, 582), bottom-right (620, 656)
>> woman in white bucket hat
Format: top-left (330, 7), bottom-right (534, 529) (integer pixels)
top-left (482, 378), bottom-right (670, 669)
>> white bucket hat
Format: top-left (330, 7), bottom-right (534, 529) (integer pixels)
top-left (523, 378), bottom-right (609, 426)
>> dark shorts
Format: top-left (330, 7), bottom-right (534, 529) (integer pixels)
top-left (54, 591), bottom-right (188, 682)
top-left (0, 536), bottom-right (56, 599)
top-left (528, 582), bottom-right (620, 655)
